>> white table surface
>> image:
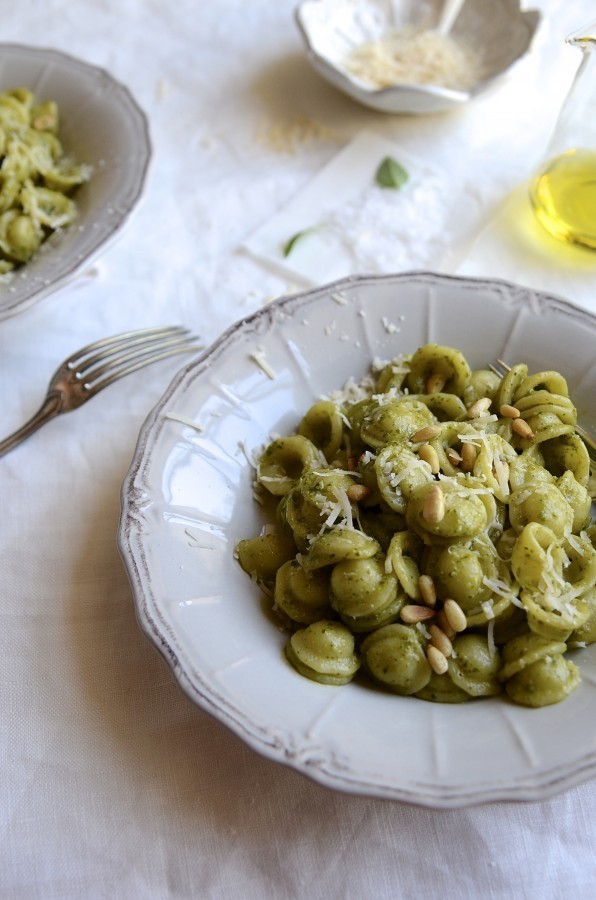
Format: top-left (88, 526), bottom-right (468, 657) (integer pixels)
top-left (2, 1), bottom-right (596, 897)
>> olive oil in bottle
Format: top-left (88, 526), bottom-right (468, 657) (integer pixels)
top-left (528, 19), bottom-right (596, 250)
top-left (530, 148), bottom-right (596, 249)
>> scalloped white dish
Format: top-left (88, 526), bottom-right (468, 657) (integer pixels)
top-left (119, 271), bottom-right (596, 807)
top-left (0, 44), bottom-right (151, 320)
top-left (295, 0), bottom-right (541, 114)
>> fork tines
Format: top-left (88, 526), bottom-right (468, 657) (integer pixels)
top-left (68, 325), bottom-right (201, 393)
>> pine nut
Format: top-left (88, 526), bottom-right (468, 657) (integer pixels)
top-left (466, 397), bottom-right (492, 419)
top-left (419, 443), bottom-right (440, 474)
top-left (400, 604), bottom-right (436, 624)
top-left (418, 574), bottom-right (437, 608)
top-left (33, 113), bottom-right (55, 131)
top-left (443, 598), bottom-right (467, 633)
top-left (512, 418), bottom-right (534, 440)
top-left (427, 645), bottom-right (449, 675)
top-left (422, 484), bottom-right (445, 523)
top-left (426, 373), bottom-right (446, 394)
top-left (500, 403), bottom-right (520, 419)
top-left (429, 624), bottom-right (453, 658)
top-left (347, 484), bottom-right (370, 502)
top-left (447, 448), bottom-right (462, 466)
top-left (437, 610), bottom-right (456, 640)
top-left (412, 425), bottom-right (442, 443)
top-left (460, 442), bottom-right (477, 473)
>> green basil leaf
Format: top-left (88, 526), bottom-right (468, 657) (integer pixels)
top-left (375, 156), bottom-right (409, 190)
top-left (283, 227), bottom-right (315, 257)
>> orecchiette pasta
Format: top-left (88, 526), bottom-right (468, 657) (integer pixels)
top-left (285, 620), bottom-right (361, 685)
top-left (361, 624), bottom-right (432, 695)
top-left (330, 555), bottom-right (403, 632)
top-left (0, 87), bottom-right (91, 273)
top-left (237, 344), bottom-right (596, 707)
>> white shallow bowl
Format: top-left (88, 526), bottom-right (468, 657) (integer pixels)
top-left (119, 271), bottom-right (596, 808)
top-left (295, 0), bottom-right (541, 114)
top-left (0, 44), bottom-right (151, 321)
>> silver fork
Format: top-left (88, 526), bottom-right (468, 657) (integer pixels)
top-left (490, 358), bottom-right (596, 459)
top-left (0, 325), bottom-right (202, 457)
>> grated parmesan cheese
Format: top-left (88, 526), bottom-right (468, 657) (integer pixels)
top-left (312, 468), bottom-right (362, 479)
top-left (238, 440), bottom-right (260, 469)
top-left (330, 484), bottom-right (355, 531)
top-left (360, 450), bottom-right (377, 465)
top-left (480, 599), bottom-right (495, 620)
top-left (249, 348), bottom-right (276, 380)
top-left (164, 411), bottom-right (204, 432)
top-left (343, 26), bottom-right (481, 92)
top-left (332, 292), bottom-right (348, 305)
top-left (415, 621), bottom-right (432, 641)
top-left (482, 575), bottom-right (517, 603)
top-left (253, 115), bottom-right (338, 155)
top-left (381, 315), bottom-right (400, 334)
top-left (487, 619), bottom-right (496, 657)
top-left (457, 430), bottom-right (487, 447)
top-left (566, 533), bottom-right (586, 555)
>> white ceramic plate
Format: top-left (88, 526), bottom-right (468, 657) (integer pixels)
top-left (295, 0), bottom-right (541, 114)
top-left (119, 271), bottom-right (596, 807)
top-left (0, 44), bottom-right (151, 320)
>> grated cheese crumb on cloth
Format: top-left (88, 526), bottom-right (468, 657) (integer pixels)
top-left (253, 115), bottom-right (338, 155)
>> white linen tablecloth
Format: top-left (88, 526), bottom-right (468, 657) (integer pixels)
top-left (2, 1), bottom-right (596, 897)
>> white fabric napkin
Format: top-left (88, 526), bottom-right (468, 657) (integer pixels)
top-left (243, 129), bottom-right (482, 286)
top-left (244, 129), bottom-right (596, 320)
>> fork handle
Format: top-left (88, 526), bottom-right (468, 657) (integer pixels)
top-left (0, 393), bottom-right (62, 457)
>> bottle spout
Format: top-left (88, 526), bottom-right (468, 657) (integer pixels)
top-left (566, 19), bottom-right (596, 49)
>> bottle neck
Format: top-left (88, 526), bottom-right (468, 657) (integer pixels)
top-left (546, 40), bottom-right (596, 157)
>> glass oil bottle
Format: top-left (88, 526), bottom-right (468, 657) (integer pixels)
top-left (529, 20), bottom-right (596, 250)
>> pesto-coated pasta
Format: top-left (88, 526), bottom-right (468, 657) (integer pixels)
top-left (361, 623), bottom-right (431, 694)
top-left (0, 87), bottom-right (91, 273)
top-left (237, 344), bottom-right (596, 709)
top-left (285, 620), bottom-right (361, 685)
top-left (274, 560), bottom-right (334, 625)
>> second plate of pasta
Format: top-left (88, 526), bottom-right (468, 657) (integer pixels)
top-left (119, 271), bottom-right (596, 807)
top-left (0, 44), bottom-right (151, 320)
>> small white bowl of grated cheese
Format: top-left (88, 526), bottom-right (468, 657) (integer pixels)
top-left (295, 0), bottom-right (541, 114)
